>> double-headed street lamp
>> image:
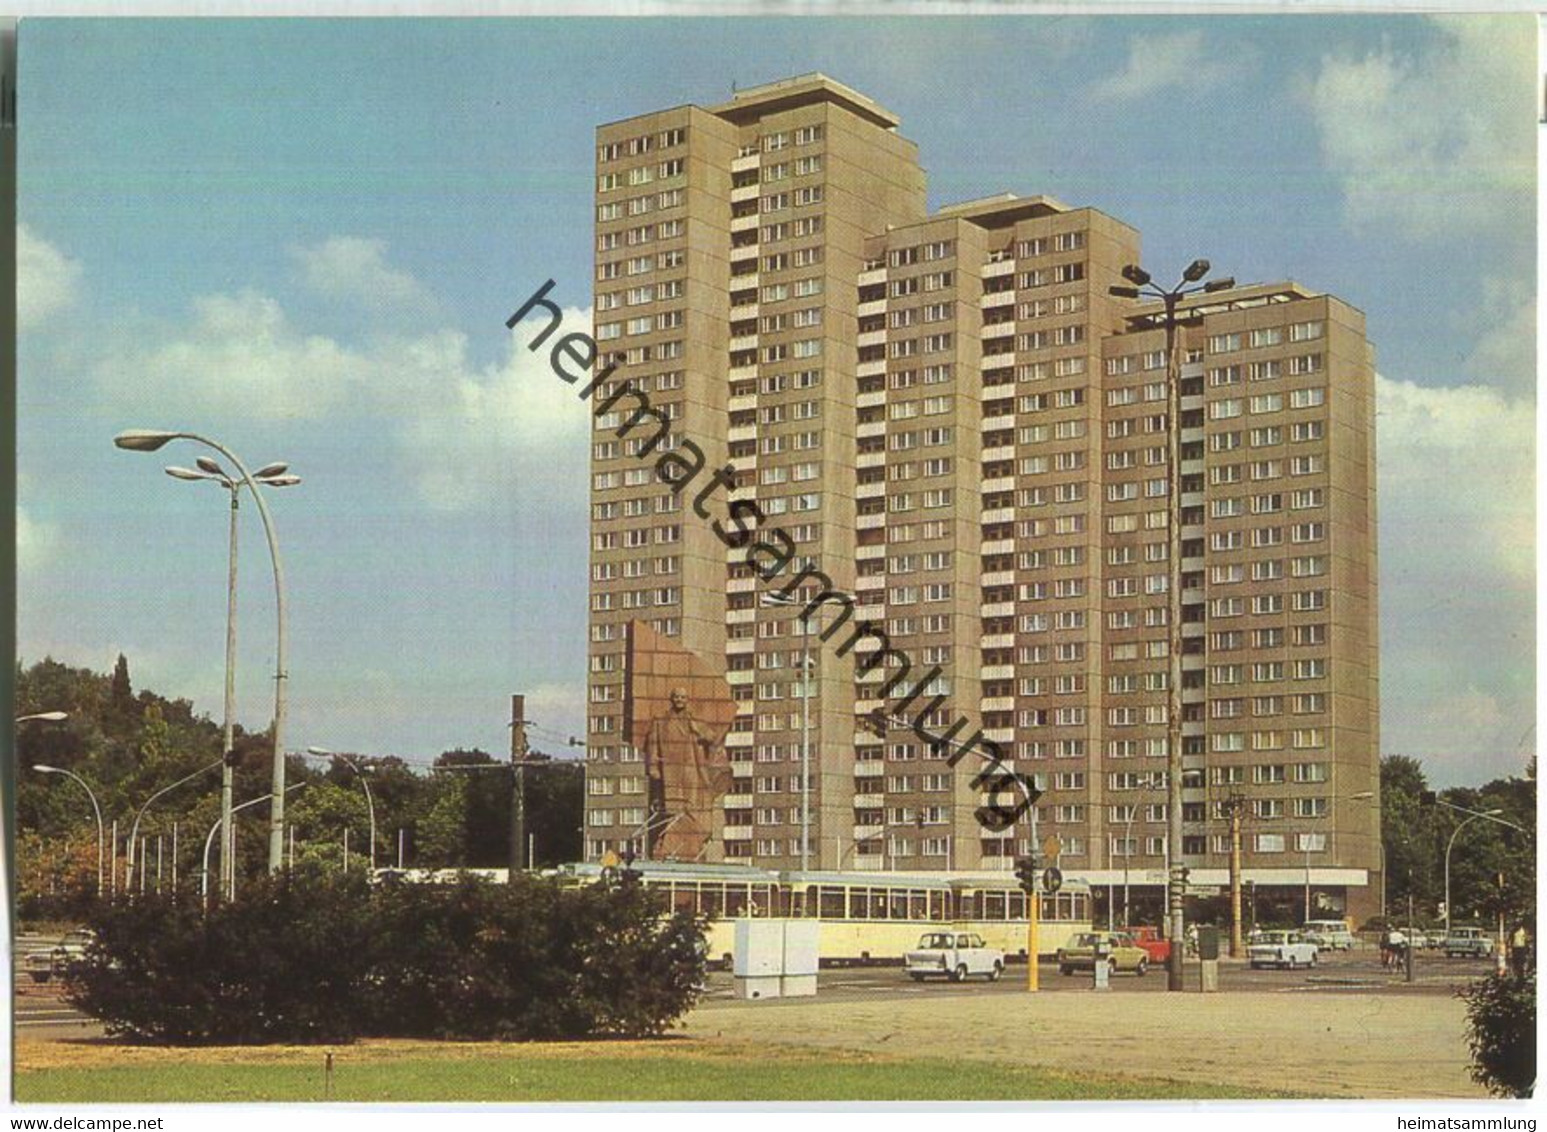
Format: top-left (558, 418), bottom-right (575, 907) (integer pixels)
top-left (115, 429), bottom-right (296, 874)
top-left (165, 455), bottom-right (299, 895)
top-left (17, 712), bottom-right (69, 724)
top-left (303, 746), bottom-right (377, 873)
top-left (1109, 259), bottom-right (1235, 993)
top-left (31, 763), bottom-right (103, 896)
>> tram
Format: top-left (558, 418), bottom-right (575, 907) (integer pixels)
top-left (553, 861), bottom-right (1094, 965)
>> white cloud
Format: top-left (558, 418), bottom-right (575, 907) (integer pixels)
top-left (94, 289), bottom-right (375, 420)
top-left (1302, 16), bottom-right (1535, 241)
top-left (1376, 374), bottom-right (1535, 780)
top-left (18, 225), bottom-right (81, 330)
top-left (1091, 30), bottom-right (1247, 101)
top-left (384, 309), bottom-right (594, 511)
top-left (1462, 276), bottom-right (1537, 399)
top-left (86, 274), bottom-right (593, 511)
top-left (16, 507), bottom-right (59, 573)
top-left (1377, 374), bottom-right (1534, 582)
top-left (290, 236), bottom-right (436, 314)
top-left (525, 681), bottom-right (587, 749)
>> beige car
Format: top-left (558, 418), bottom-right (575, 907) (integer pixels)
top-left (1056, 931), bottom-right (1151, 976)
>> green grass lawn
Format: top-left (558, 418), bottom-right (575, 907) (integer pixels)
top-left (16, 1048), bottom-right (1297, 1103)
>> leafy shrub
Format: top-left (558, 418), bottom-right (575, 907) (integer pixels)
top-left (1460, 970), bottom-right (1536, 1097)
top-left (65, 869), bottom-right (706, 1044)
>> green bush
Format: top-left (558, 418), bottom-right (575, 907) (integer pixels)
top-left (1460, 970), bottom-right (1536, 1097)
top-left (64, 869), bottom-right (706, 1044)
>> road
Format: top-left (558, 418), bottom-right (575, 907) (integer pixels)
top-left (12, 935), bottom-right (103, 1039)
top-left (698, 947), bottom-right (1496, 1005)
top-left (10, 943), bottom-right (1497, 1039)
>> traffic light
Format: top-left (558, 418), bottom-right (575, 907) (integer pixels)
top-left (1178, 866), bottom-right (1191, 892)
top-left (1013, 854), bottom-right (1038, 895)
top-left (620, 847), bottom-right (642, 886)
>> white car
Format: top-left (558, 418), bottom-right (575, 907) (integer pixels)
top-left (904, 931), bottom-right (1005, 983)
top-left (1248, 930), bottom-right (1319, 970)
top-left (24, 929), bottom-right (93, 983)
top-left (1301, 920), bottom-right (1356, 950)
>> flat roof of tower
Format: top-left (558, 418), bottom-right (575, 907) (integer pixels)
top-left (935, 192), bottom-right (1070, 226)
top-left (710, 72), bottom-right (901, 130)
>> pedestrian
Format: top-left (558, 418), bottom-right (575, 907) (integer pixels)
top-left (1382, 927), bottom-right (1406, 970)
top-left (1510, 924), bottom-right (1529, 978)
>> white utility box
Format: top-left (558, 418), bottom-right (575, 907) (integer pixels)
top-left (732, 919), bottom-right (785, 1000)
top-left (779, 919), bottom-right (820, 997)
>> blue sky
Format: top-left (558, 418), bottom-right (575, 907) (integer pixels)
top-left (17, 15), bottom-right (1536, 785)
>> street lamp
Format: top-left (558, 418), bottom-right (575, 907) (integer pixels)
top-left (761, 591), bottom-right (817, 871)
top-left (31, 764), bottom-right (104, 896)
top-left (125, 759), bottom-right (223, 892)
top-left (874, 711), bottom-right (1043, 991)
top-left (1441, 802), bottom-right (1522, 936)
top-left (303, 747), bottom-right (377, 873)
top-left (116, 429), bottom-right (295, 874)
top-left (1121, 774), bottom-right (1157, 929)
top-left (164, 457), bottom-right (298, 897)
top-left (1109, 259), bottom-right (1234, 993)
top-left (16, 711), bottom-right (69, 723)
top-left (201, 783), bottom-right (306, 910)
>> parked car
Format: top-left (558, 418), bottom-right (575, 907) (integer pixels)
top-left (1123, 925), bottom-right (1172, 965)
top-left (1443, 926), bottom-right (1493, 959)
top-left (1056, 931), bottom-right (1151, 976)
top-left (1301, 920), bottom-right (1356, 950)
top-left (24, 929), bottom-right (93, 984)
top-left (1247, 930), bottom-right (1319, 970)
top-left (904, 931), bottom-right (1005, 982)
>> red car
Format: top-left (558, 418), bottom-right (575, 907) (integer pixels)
top-left (1125, 926), bottom-right (1172, 964)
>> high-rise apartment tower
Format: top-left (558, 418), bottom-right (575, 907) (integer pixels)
top-left (582, 75), bottom-right (1379, 922)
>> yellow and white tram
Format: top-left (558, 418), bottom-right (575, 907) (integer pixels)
top-left (550, 861), bottom-right (1094, 965)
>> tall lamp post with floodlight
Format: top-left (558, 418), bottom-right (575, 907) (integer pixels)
top-left (115, 429), bottom-right (295, 874)
top-left (1109, 260), bottom-right (1235, 993)
top-left (163, 457), bottom-right (299, 896)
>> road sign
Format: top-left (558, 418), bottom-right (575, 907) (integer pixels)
top-left (1042, 866), bottom-right (1063, 895)
top-left (1041, 836), bottom-right (1061, 861)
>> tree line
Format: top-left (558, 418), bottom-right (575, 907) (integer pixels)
top-left (15, 656), bottom-right (583, 918)
top-left (1379, 754), bottom-right (1535, 930)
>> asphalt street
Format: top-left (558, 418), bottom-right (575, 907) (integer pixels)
top-left (697, 947), bottom-right (1497, 1006)
top-left (12, 942), bottom-right (1499, 1038)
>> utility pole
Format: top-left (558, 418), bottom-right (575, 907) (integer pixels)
top-left (510, 693), bottom-right (528, 881)
top-left (1223, 793), bottom-right (1247, 958)
top-left (1406, 880), bottom-right (1416, 984)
